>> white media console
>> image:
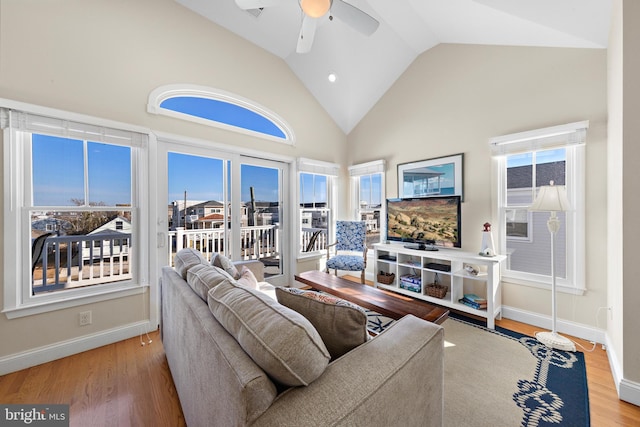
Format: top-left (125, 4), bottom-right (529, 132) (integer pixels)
top-left (373, 243), bottom-right (506, 329)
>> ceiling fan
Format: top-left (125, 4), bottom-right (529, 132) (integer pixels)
top-left (234, 0), bottom-right (379, 53)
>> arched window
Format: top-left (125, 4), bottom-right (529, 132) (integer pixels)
top-left (148, 84), bottom-right (295, 144)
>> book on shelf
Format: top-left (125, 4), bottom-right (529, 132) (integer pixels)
top-left (459, 294), bottom-right (487, 309)
top-left (462, 293), bottom-right (487, 304)
top-left (400, 274), bottom-right (421, 285)
top-left (400, 281), bottom-right (422, 293)
top-left (458, 298), bottom-right (487, 310)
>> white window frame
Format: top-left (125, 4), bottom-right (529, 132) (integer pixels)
top-left (491, 121), bottom-right (587, 295)
top-left (2, 100), bottom-right (150, 318)
top-left (349, 160), bottom-right (386, 249)
top-left (297, 158), bottom-right (339, 257)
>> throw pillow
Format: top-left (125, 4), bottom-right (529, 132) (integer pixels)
top-left (208, 279), bottom-right (330, 387)
top-left (174, 248), bottom-right (208, 279)
top-left (211, 253), bottom-right (240, 279)
top-left (236, 265), bottom-right (258, 289)
top-left (276, 287), bottom-right (369, 360)
top-left (186, 264), bottom-right (234, 300)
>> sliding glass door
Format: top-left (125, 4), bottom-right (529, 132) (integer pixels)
top-left (160, 143), bottom-right (288, 284)
top-left (238, 159), bottom-right (285, 283)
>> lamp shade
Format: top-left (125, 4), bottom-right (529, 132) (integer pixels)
top-left (529, 181), bottom-right (571, 212)
top-left (300, 0), bottom-right (331, 18)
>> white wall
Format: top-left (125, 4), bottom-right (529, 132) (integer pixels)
top-left (348, 43), bottom-right (608, 329)
top-left (0, 0), bottom-right (347, 367)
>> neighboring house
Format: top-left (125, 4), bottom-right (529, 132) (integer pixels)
top-left (83, 216), bottom-right (131, 262)
top-left (172, 200), bottom-right (251, 229)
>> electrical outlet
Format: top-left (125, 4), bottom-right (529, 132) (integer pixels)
top-left (79, 310), bottom-right (92, 326)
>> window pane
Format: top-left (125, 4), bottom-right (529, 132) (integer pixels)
top-left (535, 148), bottom-right (566, 187)
top-left (505, 208), bottom-right (529, 239)
top-left (506, 153), bottom-right (532, 205)
top-left (32, 134), bottom-right (84, 206)
top-left (357, 173), bottom-right (382, 249)
top-left (31, 210), bottom-right (133, 293)
top-left (241, 163), bottom-right (282, 276)
top-left (505, 149), bottom-right (568, 279)
top-left (300, 173), bottom-right (329, 252)
top-left (160, 96), bottom-right (286, 139)
top-left (88, 142), bottom-right (131, 206)
top-left (314, 175), bottom-right (327, 205)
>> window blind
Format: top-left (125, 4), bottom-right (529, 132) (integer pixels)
top-left (489, 121), bottom-right (588, 156)
top-left (348, 159), bottom-right (385, 176)
top-left (1, 108), bottom-right (147, 147)
top-left (297, 157), bottom-right (340, 176)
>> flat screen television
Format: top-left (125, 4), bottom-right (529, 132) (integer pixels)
top-left (386, 195), bottom-right (461, 249)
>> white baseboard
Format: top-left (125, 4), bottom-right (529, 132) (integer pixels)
top-left (505, 305), bottom-right (640, 406)
top-left (0, 321), bottom-right (155, 376)
top-left (501, 305), bottom-right (606, 344)
top-left (620, 378), bottom-right (640, 406)
top-left (605, 335), bottom-right (640, 406)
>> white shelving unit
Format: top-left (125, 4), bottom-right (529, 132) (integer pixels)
top-left (374, 243), bottom-right (506, 329)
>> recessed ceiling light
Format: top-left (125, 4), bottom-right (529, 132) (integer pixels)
top-left (328, 73), bottom-right (337, 83)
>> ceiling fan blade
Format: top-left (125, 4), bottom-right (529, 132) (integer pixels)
top-left (331, 0), bottom-right (379, 36)
top-left (234, 0), bottom-right (284, 10)
top-left (296, 16), bottom-right (318, 54)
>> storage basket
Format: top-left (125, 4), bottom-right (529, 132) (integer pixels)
top-left (426, 284), bottom-right (447, 299)
top-left (377, 272), bottom-right (395, 285)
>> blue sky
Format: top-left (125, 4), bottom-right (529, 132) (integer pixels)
top-left (507, 148), bottom-right (565, 167)
top-left (32, 135), bottom-right (131, 206)
top-left (359, 174), bottom-right (382, 206)
top-left (161, 96), bottom-right (286, 139)
top-left (168, 153), bottom-right (280, 204)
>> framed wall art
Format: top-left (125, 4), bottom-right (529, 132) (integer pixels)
top-left (397, 153), bottom-right (464, 199)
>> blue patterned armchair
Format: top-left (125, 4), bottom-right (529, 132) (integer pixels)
top-left (326, 221), bottom-right (368, 283)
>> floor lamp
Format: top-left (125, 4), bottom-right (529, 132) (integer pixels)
top-left (529, 181), bottom-right (576, 352)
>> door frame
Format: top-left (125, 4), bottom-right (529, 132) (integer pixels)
top-left (156, 135), bottom-right (293, 287)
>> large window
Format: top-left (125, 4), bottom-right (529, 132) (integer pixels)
top-left (349, 160), bottom-right (386, 250)
top-left (3, 108), bottom-right (147, 316)
top-left (297, 158), bottom-right (339, 254)
top-left (491, 122), bottom-right (586, 293)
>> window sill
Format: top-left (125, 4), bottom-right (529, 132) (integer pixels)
top-left (3, 285), bottom-right (148, 319)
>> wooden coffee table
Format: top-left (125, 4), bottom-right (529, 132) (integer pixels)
top-left (294, 270), bottom-right (449, 325)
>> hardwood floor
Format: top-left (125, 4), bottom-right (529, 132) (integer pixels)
top-left (1, 303), bottom-right (638, 426)
top-left (0, 330), bottom-right (185, 427)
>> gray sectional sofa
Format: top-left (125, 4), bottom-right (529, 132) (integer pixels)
top-left (160, 248), bottom-right (444, 426)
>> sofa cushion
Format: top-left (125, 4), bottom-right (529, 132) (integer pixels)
top-left (186, 264), bottom-right (234, 300)
top-left (276, 287), bottom-right (369, 359)
top-left (174, 248), bottom-right (208, 279)
top-left (236, 265), bottom-right (258, 289)
top-left (208, 280), bottom-right (330, 387)
top-left (211, 253), bottom-right (240, 279)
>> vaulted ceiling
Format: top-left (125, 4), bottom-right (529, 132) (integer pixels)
top-left (176, 0), bottom-right (612, 134)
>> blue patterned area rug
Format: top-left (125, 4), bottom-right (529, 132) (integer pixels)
top-left (363, 309), bottom-right (396, 335)
top-left (362, 310), bottom-right (589, 426)
top-left (444, 312), bottom-right (590, 427)
top-left (317, 291), bottom-right (589, 426)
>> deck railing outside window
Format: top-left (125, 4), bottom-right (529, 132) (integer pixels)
top-left (32, 233), bottom-right (132, 294)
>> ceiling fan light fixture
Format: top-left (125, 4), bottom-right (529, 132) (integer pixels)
top-left (300, 0), bottom-right (331, 18)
